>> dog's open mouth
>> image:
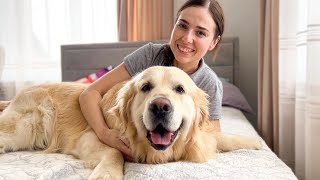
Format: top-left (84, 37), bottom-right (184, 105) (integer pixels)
top-left (146, 124), bottom-right (182, 151)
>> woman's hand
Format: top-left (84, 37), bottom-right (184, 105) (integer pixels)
top-left (78, 63), bottom-right (133, 160)
top-left (97, 127), bottom-right (134, 161)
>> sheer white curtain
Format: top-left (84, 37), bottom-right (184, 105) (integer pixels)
top-left (0, 0), bottom-right (117, 94)
top-left (279, 0), bottom-right (320, 179)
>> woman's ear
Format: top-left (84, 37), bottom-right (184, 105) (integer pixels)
top-left (208, 36), bottom-right (221, 51)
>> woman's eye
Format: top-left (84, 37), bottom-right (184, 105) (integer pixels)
top-left (197, 31), bottom-right (207, 37)
top-left (141, 83), bottom-right (152, 92)
top-left (177, 23), bottom-right (187, 30)
top-left (175, 85), bottom-right (185, 94)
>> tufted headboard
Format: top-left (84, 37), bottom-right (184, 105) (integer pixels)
top-left (61, 37), bottom-right (239, 86)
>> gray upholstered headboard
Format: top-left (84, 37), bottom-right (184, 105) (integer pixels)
top-left (61, 37), bottom-right (239, 86)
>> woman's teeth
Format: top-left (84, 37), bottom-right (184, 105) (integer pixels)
top-left (178, 45), bottom-right (193, 53)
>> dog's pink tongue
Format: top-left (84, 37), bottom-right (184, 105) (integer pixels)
top-left (150, 131), bottom-right (173, 145)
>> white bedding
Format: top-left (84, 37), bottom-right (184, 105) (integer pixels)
top-left (0, 107), bottom-right (297, 180)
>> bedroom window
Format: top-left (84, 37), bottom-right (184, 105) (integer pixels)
top-left (31, 0), bottom-right (118, 51)
top-left (0, 0), bottom-right (118, 83)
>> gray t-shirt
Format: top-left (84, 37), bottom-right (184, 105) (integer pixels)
top-left (123, 42), bottom-right (222, 120)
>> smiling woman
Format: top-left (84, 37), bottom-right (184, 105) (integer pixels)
top-left (169, 6), bottom-right (220, 74)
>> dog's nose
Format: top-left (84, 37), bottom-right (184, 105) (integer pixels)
top-left (149, 97), bottom-right (172, 118)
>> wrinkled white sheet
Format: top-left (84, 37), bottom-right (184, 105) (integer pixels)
top-left (0, 107), bottom-right (297, 180)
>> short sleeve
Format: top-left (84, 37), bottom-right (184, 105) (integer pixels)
top-left (190, 61), bottom-right (223, 120)
top-left (123, 43), bottom-right (165, 77)
top-left (123, 43), bottom-right (153, 77)
top-left (206, 79), bottom-right (223, 120)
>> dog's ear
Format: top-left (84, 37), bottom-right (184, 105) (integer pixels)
top-left (108, 80), bottom-right (136, 127)
top-left (192, 89), bottom-right (210, 128)
top-left (182, 88), bottom-right (217, 162)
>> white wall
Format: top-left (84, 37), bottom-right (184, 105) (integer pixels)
top-left (219, 0), bottom-right (259, 126)
top-left (174, 0), bottom-right (259, 126)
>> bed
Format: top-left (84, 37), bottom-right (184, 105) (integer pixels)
top-left (0, 38), bottom-right (297, 180)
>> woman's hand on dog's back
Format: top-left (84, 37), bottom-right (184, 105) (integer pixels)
top-left (79, 63), bottom-right (133, 160)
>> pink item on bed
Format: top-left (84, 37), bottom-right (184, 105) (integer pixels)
top-left (76, 66), bottom-right (113, 83)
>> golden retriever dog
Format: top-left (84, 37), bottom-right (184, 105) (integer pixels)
top-left (0, 66), bottom-right (261, 179)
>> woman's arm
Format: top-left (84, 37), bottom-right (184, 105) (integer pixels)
top-left (79, 63), bottom-right (133, 158)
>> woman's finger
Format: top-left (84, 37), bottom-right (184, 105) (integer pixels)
top-left (117, 140), bottom-right (133, 158)
top-left (120, 136), bottom-right (130, 148)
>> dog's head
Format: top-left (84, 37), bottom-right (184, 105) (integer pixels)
top-left (110, 66), bottom-right (211, 163)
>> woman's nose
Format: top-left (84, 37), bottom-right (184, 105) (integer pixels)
top-left (181, 30), bottom-right (194, 43)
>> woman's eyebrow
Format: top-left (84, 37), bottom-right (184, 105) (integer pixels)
top-left (179, 19), bottom-right (210, 32)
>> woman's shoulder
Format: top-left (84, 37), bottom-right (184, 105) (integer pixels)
top-left (191, 60), bottom-right (220, 85)
top-left (143, 41), bottom-right (167, 49)
top-left (135, 42), bottom-right (168, 60)
top-left (190, 60), bottom-right (222, 95)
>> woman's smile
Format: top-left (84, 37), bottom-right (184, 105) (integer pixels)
top-left (177, 44), bottom-right (195, 54)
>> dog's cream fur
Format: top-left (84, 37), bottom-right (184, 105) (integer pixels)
top-left (0, 66), bottom-right (261, 179)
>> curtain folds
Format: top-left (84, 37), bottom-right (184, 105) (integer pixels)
top-left (258, 0), bottom-right (279, 154)
top-left (118, 0), bottom-right (173, 41)
top-left (279, 0), bottom-right (320, 179)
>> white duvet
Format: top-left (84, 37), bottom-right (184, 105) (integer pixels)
top-left (0, 107), bottom-right (297, 180)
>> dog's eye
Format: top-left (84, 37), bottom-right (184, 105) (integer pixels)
top-left (141, 83), bottom-right (152, 92)
top-left (175, 85), bottom-right (185, 94)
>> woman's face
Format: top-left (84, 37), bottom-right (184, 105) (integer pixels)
top-left (170, 6), bottom-right (219, 67)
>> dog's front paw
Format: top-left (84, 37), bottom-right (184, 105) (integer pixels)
top-left (84, 160), bottom-right (100, 169)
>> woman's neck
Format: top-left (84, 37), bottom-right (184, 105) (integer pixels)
top-left (173, 59), bottom-right (200, 75)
